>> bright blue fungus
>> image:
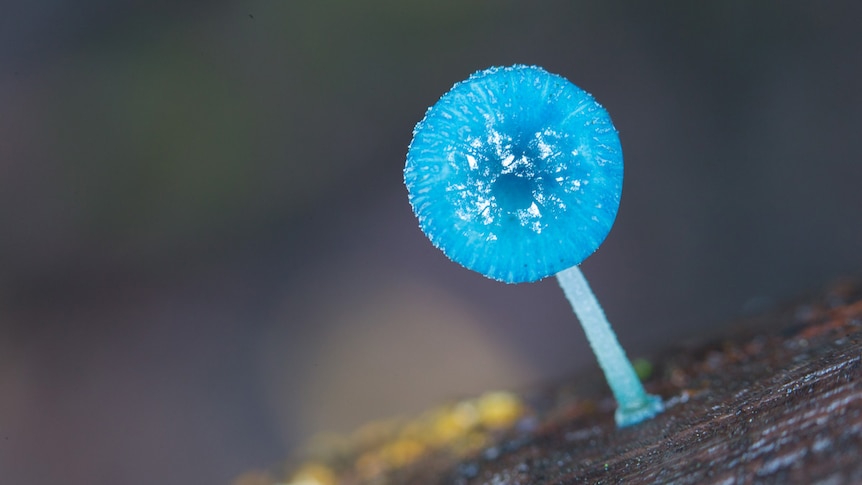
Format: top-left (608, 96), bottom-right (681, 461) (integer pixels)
top-left (405, 65), bottom-right (621, 283)
top-left (404, 65), bottom-right (663, 427)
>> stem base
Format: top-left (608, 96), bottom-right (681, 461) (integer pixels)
top-left (615, 393), bottom-right (664, 428)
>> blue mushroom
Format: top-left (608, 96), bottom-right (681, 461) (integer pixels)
top-left (405, 65), bottom-right (663, 427)
top-left (406, 65), bottom-right (621, 284)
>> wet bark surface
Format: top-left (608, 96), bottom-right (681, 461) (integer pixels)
top-left (402, 281), bottom-right (862, 484)
top-left (252, 280), bottom-right (862, 485)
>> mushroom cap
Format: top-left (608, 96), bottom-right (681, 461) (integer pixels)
top-left (404, 65), bottom-right (623, 283)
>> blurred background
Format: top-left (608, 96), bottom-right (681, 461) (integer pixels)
top-left (1, 1), bottom-right (861, 483)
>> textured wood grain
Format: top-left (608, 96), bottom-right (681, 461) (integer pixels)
top-left (429, 281), bottom-right (862, 485)
top-left (256, 280), bottom-right (862, 485)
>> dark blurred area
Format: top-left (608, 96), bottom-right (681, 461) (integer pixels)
top-left (1, 1), bottom-right (860, 484)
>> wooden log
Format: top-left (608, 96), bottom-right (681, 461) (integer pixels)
top-left (245, 280), bottom-right (862, 485)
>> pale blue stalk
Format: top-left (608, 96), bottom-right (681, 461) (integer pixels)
top-left (556, 265), bottom-right (663, 427)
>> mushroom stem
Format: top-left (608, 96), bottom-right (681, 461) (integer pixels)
top-left (556, 265), bottom-right (663, 427)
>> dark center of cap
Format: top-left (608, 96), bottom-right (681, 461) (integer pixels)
top-left (491, 171), bottom-right (536, 212)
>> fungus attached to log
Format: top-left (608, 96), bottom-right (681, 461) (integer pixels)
top-left (404, 65), bottom-right (662, 427)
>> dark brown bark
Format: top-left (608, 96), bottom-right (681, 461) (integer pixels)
top-left (424, 281), bottom-right (862, 485)
top-left (255, 280), bottom-right (862, 485)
